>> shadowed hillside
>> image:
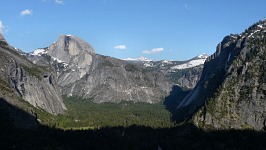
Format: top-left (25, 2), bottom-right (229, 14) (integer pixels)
top-left (163, 85), bottom-right (191, 123)
top-left (1, 100), bottom-right (266, 150)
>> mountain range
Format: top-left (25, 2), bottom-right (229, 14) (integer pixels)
top-left (0, 18), bottom-right (266, 131)
top-left (0, 32), bottom-right (206, 118)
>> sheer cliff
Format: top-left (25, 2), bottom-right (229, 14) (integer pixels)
top-left (0, 34), bottom-right (66, 115)
top-left (176, 19), bottom-right (266, 130)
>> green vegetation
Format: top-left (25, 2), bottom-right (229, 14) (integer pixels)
top-left (0, 78), bottom-right (12, 93)
top-left (102, 59), bottom-right (115, 67)
top-left (0, 40), bottom-right (8, 47)
top-left (53, 96), bottom-right (173, 129)
top-left (20, 64), bottom-right (43, 80)
top-left (20, 64), bottom-right (49, 80)
top-left (125, 64), bottom-right (139, 72)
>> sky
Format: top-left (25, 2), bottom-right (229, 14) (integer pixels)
top-left (0, 0), bottom-right (265, 61)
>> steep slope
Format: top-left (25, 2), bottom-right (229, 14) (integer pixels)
top-left (177, 19), bottom-right (266, 130)
top-left (0, 34), bottom-right (66, 115)
top-left (28, 35), bottom-right (173, 103)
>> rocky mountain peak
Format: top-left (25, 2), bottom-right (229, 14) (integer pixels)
top-left (46, 34), bottom-right (95, 82)
top-left (123, 56), bottom-right (152, 62)
top-left (47, 34), bottom-right (95, 64)
top-left (196, 53), bottom-right (209, 59)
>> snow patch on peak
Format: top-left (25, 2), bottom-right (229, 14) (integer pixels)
top-left (171, 54), bottom-right (208, 70)
top-left (258, 24), bottom-right (263, 29)
top-left (197, 53), bottom-right (208, 59)
top-left (144, 62), bottom-right (153, 67)
top-left (123, 58), bottom-right (136, 61)
top-left (171, 59), bottom-right (206, 70)
top-left (138, 56), bottom-right (151, 61)
top-left (31, 49), bottom-right (47, 56)
top-left (51, 56), bottom-right (65, 63)
top-left (124, 56), bottom-right (152, 62)
top-left (162, 60), bottom-right (173, 64)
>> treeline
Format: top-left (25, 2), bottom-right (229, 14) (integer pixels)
top-left (53, 96), bottom-right (174, 129)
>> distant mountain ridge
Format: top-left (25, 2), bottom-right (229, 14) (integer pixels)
top-left (123, 54), bottom-right (208, 70)
top-left (0, 32), bottom-right (205, 118)
top-left (123, 56), bottom-right (152, 62)
top-left (123, 54), bottom-right (207, 89)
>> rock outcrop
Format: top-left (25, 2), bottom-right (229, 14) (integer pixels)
top-left (2, 32), bottom-right (205, 117)
top-left (176, 19), bottom-right (266, 130)
top-left (62, 55), bottom-right (172, 103)
top-left (48, 35), bottom-right (95, 86)
top-left (0, 34), bottom-right (66, 114)
top-left (28, 35), bottom-right (173, 103)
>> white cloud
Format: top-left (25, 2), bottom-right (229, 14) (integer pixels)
top-left (114, 45), bottom-right (127, 50)
top-left (0, 20), bottom-right (5, 34)
top-left (55, 0), bottom-right (64, 5)
top-left (20, 9), bottom-right (33, 16)
top-left (142, 48), bottom-right (164, 54)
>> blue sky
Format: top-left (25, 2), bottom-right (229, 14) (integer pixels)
top-left (0, 0), bottom-right (265, 60)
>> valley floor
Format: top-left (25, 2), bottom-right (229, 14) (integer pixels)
top-left (51, 96), bottom-right (174, 129)
top-left (1, 95), bottom-right (266, 150)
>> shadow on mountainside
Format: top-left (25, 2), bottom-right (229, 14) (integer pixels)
top-left (0, 98), bottom-right (38, 129)
top-left (163, 85), bottom-right (191, 123)
top-left (1, 97), bottom-right (266, 150)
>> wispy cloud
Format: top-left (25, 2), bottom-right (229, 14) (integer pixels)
top-left (0, 20), bottom-right (5, 34)
top-left (114, 45), bottom-right (127, 50)
top-left (183, 4), bottom-right (191, 10)
top-left (55, 0), bottom-right (64, 5)
top-left (142, 48), bottom-right (164, 54)
top-left (20, 9), bottom-right (33, 16)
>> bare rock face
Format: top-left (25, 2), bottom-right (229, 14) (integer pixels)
top-left (176, 67), bottom-right (203, 89)
top-left (26, 34), bottom-right (207, 105)
top-left (126, 55), bottom-right (207, 89)
top-left (7, 63), bottom-right (66, 114)
top-left (60, 55), bottom-right (172, 103)
top-left (0, 36), bottom-right (66, 115)
top-left (177, 19), bottom-right (266, 130)
top-left (48, 35), bottom-right (95, 62)
top-left (47, 35), bottom-right (94, 86)
top-left (27, 35), bottom-right (174, 103)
